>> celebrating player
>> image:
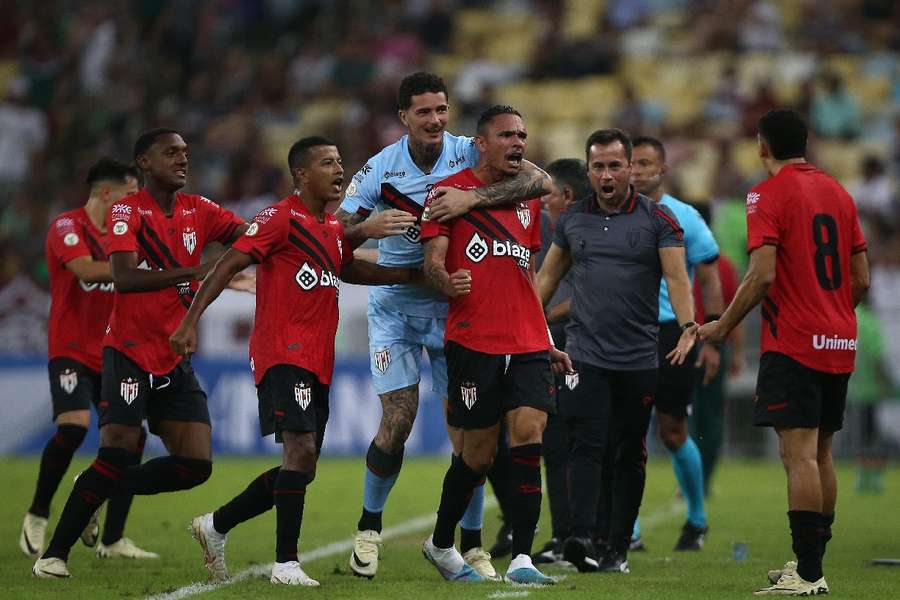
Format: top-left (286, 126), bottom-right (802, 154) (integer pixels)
top-left (335, 72), bottom-right (550, 580)
top-left (169, 137), bottom-right (423, 586)
top-left (698, 109), bottom-right (869, 596)
top-left (33, 128), bottom-right (251, 579)
top-left (419, 105), bottom-right (569, 585)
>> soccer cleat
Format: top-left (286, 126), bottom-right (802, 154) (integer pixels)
top-left (32, 557), bottom-right (70, 579)
top-left (422, 536), bottom-right (484, 582)
top-left (96, 537), bottom-right (160, 559)
top-left (629, 536), bottom-right (647, 552)
top-left (562, 536), bottom-right (599, 572)
top-left (768, 560), bottom-right (798, 585)
top-left (597, 547), bottom-right (630, 573)
top-left (674, 521), bottom-right (707, 551)
top-left (270, 561), bottom-right (320, 586)
top-left (349, 529), bottom-right (382, 579)
top-left (20, 513), bottom-right (48, 557)
top-left (190, 513), bottom-right (228, 581)
top-left (506, 553), bottom-right (556, 585)
top-left (462, 547), bottom-right (501, 581)
top-left (754, 571), bottom-right (828, 596)
top-left (488, 521), bottom-right (513, 558)
top-left (532, 537), bottom-right (563, 564)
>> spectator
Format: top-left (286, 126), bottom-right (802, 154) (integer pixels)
top-left (810, 71), bottom-right (863, 139)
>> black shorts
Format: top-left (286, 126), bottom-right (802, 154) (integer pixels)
top-left (754, 351), bottom-right (850, 431)
top-left (257, 364), bottom-right (329, 449)
top-left (558, 361), bottom-right (657, 425)
top-left (446, 341), bottom-right (555, 430)
top-left (48, 357), bottom-right (101, 420)
top-left (99, 347), bottom-right (210, 435)
top-left (654, 321), bottom-right (698, 418)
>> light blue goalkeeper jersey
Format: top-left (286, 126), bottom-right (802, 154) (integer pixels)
top-left (340, 131), bottom-right (479, 317)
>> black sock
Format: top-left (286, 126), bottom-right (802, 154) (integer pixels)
top-left (820, 512), bottom-right (834, 558)
top-left (213, 466), bottom-right (280, 534)
top-left (509, 443), bottom-right (542, 558)
top-left (29, 424), bottom-right (87, 518)
top-left (274, 469), bottom-right (311, 563)
top-left (788, 510), bottom-right (824, 582)
top-left (121, 456), bottom-right (212, 495)
top-left (102, 429), bottom-right (146, 545)
top-left (357, 442), bottom-right (403, 533)
top-left (433, 454), bottom-right (483, 549)
top-left (486, 435), bottom-right (514, 525)
top-left (460, 528), bottom-right (482, 554)
top-left (43, 447), bottom-right (130, 561)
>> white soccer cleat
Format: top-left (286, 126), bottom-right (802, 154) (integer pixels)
top-left (32, 557), bottom-right (70, 579)
top-left (754, 571), bottom-right (829, 596)
top-left (349, 529), bottom-right (382, 579)
top-left (767, 560), bottom-right (798, 585)
top-left (96, 537), bottom-right (160, 559)
top-left (20, 513), bottom-right (48, 557)
top-left (270, 561), bottom-right (320, 586)
top-left (462, 547), bottom-right (501, 581)
top-left (190, 513), bottom-right (228, 581)
top-left (422, 535), bottom-right (485, 582)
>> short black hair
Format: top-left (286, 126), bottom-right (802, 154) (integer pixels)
top-left (476, 105), bottom-right (522, 134)
top-left (631, 135), bottom-right (666, 162)
top-left (133, 128), bottom-right (180, 161)
top-left (546, 158), bottom-right (591, 200)
top-left (288, 136), bottom-right (336, 172)
top-left (585, 128), bottom-right (632, 162)
top-left (398, 72), bottom-right (448, 110)
top-left (758, 109), bottom-right (807, 160)
top-left (86, 157), bottom-right (138, 188)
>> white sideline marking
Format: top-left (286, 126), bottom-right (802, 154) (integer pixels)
top-left (488, 592), bottom-right (530, 599)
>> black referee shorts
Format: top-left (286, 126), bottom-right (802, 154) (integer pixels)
top-left (655, 320), bottom-right (699, 418)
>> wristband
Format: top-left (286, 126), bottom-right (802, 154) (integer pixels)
top-left (680, 320), bottom-right (697, 331)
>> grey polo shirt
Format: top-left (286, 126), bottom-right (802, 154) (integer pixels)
top-left (553, 190), bottom-right (684, 371)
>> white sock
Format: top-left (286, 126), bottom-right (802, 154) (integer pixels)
top-left (507, 554), bottom-right (534, 573)
top-left (428, 536), bottom-right (464, 572)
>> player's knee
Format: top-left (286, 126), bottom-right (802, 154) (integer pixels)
top-left (99, 424), bottom-right (142, 452)
top-left (462, 447), bottom-right (496, 475)
top-left (659, 427), bottom-right (686, 451)
top-left (173, 457), bottom-right (213, 489)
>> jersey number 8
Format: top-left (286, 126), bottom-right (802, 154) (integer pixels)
top-left (812, 213), bottom-right (841, 290)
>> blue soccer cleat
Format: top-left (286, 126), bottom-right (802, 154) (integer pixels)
top-left (506, 554), bottom-right (556, 585)
top-left (422, 536), bottom-right (485, 582)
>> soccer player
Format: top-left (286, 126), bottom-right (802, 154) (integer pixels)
top-left (335, 72), bottom-right (550, 579)
top-left (537, 129), bottom-right (697, 574)
top-left (32, 128), bottom-right (251, 579)
top-left (21, 158), bottom-right (157, 560)
top-left (629, 136), bottom-right (724, 551)
top-left (699, 109), bottom-right (870, 596)
top-left (419, 105), bottom-right (569, 585)
top-left (169, 137), bottom-right (423, 586)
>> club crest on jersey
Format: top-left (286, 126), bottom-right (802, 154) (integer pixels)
top-left (373, 348), bottom-right (391, 374)
top-left (460, 382), bottom-right (477, 410)
top-left (120, 378), bottom-right (139, 405)
top-left (294, 382), bottom-right (312, 410)
top-left (183, 227), bottom-right (197, 255)
top-left (516, 204), bottom-right (531, 229)
top-left (565, 371), bottom-right (579, 391)
top-left (59, 369), bottom-right (78, 394)
top-left (465, 232), bottom-right (489, 263)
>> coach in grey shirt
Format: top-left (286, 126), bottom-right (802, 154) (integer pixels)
top-left (536, 129), bottom-right (697, 574)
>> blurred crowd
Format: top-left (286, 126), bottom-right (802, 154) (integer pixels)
top-left (0, 0), bottom-right (898, 357)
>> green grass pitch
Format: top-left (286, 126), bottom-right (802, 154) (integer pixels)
top-left (2, 456), bottom-right (897, 599)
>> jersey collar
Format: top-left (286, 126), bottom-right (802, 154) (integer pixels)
top-left (588, 186), bottom-right (638, 215)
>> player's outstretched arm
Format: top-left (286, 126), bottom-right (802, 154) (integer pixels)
top-left (423, 236), bottom-right (470, 297)
top-left (342, 260), bottom-right (421, 286)
top-left (660, 246), bottom-right (698, 365)
top-left (110, 251), bottom-right (213, 293)
top-left (850, 250), bottom-right (870, 307)
top-left (169, 248), bottom-right (254, 356)
top-left (425, 160), bottom-right (551, 222)
top-left (535, 243), bottom-right (572, 307)
top-left (65, 256), bottom-right (112, 284)
top-left (335, 207), bottom-right (417, 249)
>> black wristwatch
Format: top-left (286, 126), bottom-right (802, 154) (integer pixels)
top-left (680, 320), bottom-right (697, 331)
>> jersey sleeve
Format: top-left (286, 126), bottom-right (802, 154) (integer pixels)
top-left (200, 196), bottom-right (244, 244)
top-left (232, 207), bottom-right (286, 263)
top-left (338, 226), bottom-right (354, 268)
top-left (47, 217), bottom-right (92, 264)
top-left (106, 202), bottom-right (142, 254)
top-left (553, 211), bottom-right (571, 251)
top-left (419, 188), bottom-right (451, 242)
top-left (684, 206), bottom-right (719, 264)
top-left (850, 212), bottom-right (867, 254)
top-left (529, 201), bottom-right (542, 252)
top-left (746, 187), bottom-right (780, 253)
top-left (652, 203), bottom-right (685, 248)
top-left (460, 136), bottom-right (479, 169)
top-left (340, 156), bottom-right (381, 216)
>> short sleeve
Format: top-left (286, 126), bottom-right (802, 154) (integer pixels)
top-left (106, 202), bottom-right (142, 254)
top-left (529, 201), bottom-right (542, 252)
top-left (652, 203), bottom-right (685, 248)
top-left (684, 207), bottom-right (719, 265)
top-left (232, 206), bottom-right (286, 263)
top-left (338, 226), bottom-right (354, 268)
top-left (47, 217), bottom-right (91, 264)
top-left (746, 187), bottom-right (780, 253)
top-left (851, 213), bottom-right (867, 254)
top-left (200, 196), bottom-right (244, 244)
top-left (553, 211), bottom-right (571, 251)
top-left (420, 189), bottom-right (451, 242)
top-left (460, 136), bottom-right (479, 168)
top-left (340, 157), bottom-right (381, 216)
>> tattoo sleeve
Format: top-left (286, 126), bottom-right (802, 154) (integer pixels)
top-left (473, 160), bottom-right (551, 207)
top-left (334, 207), bottom-right (368, 250)
top-left (423, 237), bottom-right (451, 295)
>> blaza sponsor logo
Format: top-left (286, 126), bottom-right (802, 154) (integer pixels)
top-left (294, 382), bottom-right (312, 410)
top-left (464, 233), bottom-right (531, 268)
top-left (812, 334), bottom-right (857, 351)
top-left (181, 208), bottom-right (196, 216)
top-left (200, 196), bottom-right (220, 208)
top-left (383, 170), bottom-right (406, 179)
top-left (294, 262), bottom-right (340, 291)
top-left (403, 224), bottom-right (420, 243)
top-left (448, 154), bottom-right (466, 169)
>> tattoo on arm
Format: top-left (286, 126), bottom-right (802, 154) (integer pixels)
top-left (335, 207), bottom-right (368, 249)
top-left (473, 168), bottom-right (549, 207)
